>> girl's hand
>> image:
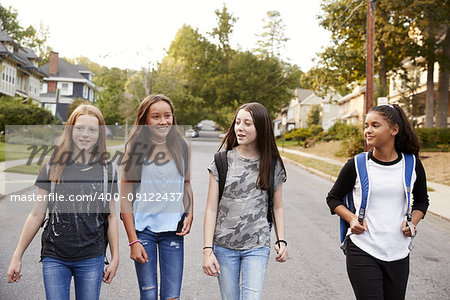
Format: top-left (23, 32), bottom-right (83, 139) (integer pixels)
top-left (350, 216), bottom-right (367, 235)
top-left (130, 242), bottom-right (148, 264)
top-left (402, 221), bottom-right (417, 237)
top-left (7, 258), bottom-right (22, 283)
top-left (202, 249), bottom-right (220, 277)
top-left (275, 243), bottom-right (288, 262)
top-left (102, 259), bottom-right (118, 284)
top-left (176, 213), bottom-right (193, 236)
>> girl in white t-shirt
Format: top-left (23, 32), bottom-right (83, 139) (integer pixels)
top-left (327, 104), bottom-right (429, 300)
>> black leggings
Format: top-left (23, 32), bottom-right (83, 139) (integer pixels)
top-left (346, 238), bottom-right (409, 300)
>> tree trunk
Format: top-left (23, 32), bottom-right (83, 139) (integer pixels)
top-left (425, 61), bottom-right (435, 128)
top-left (436, 28), bottom-right (450, 128)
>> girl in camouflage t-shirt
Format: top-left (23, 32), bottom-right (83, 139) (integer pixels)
top-left (203, 102), bottom-right (288, 300)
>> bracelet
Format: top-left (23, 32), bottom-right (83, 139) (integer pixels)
top-left (203, 246), bottom-right (213, 250)
top-left (128, 239), bottom-right (141, 246)
top-left (275, 240), bottom-right (287, 247)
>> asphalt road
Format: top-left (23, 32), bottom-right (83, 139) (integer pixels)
top-left (1, 139), bottom-right (449, 299)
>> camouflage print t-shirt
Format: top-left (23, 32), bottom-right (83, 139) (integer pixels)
top-left (208, 148), bottom-right (287, 250)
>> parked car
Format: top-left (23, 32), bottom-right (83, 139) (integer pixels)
top-left (106, 127), bottom-right (113, 139)
top-left (185, 129), bottom-right (199, 138)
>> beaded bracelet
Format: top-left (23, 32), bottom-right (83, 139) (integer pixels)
top-left (128, 239), bottom-right (141, 246)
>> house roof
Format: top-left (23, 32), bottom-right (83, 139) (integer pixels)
top-left (40, 58), bottom-right (88, 80)
top-left (72, 64), bottom-right (91, 73)
top-left (0, 30), bottom-right (20, 47)
top-left (16, 48), bottom-right (47, 77)
top-left (339, 86), bottom-right (366, 103)
top-left (295, 88), bottom-right (314, 102)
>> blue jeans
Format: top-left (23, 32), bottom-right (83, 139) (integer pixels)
top-left (42, 255), bottom-right (104, 300)
top-left (214, 245), bottom-right (270, 300)
top-left (134, 229), bottom-right (184, 300)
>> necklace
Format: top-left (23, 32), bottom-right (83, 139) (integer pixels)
top-left (150, 137), bottom-right (166, 145)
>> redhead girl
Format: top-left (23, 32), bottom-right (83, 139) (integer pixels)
top-left (203, 102), bottom-right (288, 300)
top-left (7, 104), bottom-right (119, 300)
top-left (326, 104), bottom-right (429, 300)
top-left (120, 94), bottom-right (193, 300)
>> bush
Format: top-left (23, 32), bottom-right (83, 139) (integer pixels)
top-left (327, 122), bottom-right (359, 140)
top-left (340, 132), bottom-right (365, 156)
top-left (416, 128), bottom-right (450, 151)
top-left (0, 97), bottom-right (53, 134)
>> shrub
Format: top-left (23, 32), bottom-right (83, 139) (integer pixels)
top-left (284, 128), bottom-right (313, 145)
top-left (416, 128), bottom-right (450, 151)
top-left (327, 122), bottom-right (359, 140)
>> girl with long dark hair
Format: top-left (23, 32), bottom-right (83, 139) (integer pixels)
top-left (326, 104), bottom-right (429, 299)
top-left (121, 94), bottom-right (193, 300)
top-left (203, 102), bottom-right (288, 300)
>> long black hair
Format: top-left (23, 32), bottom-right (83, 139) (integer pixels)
top-left (220, 102), bottom-right (286, 190)
top-left (369, 104), bottom-right (420, 156)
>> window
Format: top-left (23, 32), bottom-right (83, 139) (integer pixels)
top-left (83, 85), bottom-right (88, 98)
top-left (62, 83), bottom-right (69, 94)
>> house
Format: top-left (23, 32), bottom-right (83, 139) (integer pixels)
top-left (273, 88), bottom-right (341, 136)
top-left (39, 51), bottom-right (97, 121)
top-left (388, 59), bottom-right (450, 127)
top-left (0, 30), bottom-right (46, 100)
top-left (334, 85), bottom-right (366, 126)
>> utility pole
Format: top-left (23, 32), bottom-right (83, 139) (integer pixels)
top-left (366, 0), bottom-right (376, 114)
top-left (365, 0), bottom-right (376, 151)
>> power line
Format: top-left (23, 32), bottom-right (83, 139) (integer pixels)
top-left (335, 0), bottom-right (365, 31)
top-left (331, 0), bottom-right (360, 29)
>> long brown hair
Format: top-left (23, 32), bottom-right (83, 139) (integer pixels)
top-left (48, 104), bottom-right (107, 182)
top-left (123, 94), bottom-right (185, 182)
top-left (369, 104), bottom-right (420, 157)
top-left (220, 102), bottom-right (286, 190)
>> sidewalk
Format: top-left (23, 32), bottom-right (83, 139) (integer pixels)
top-left (280, 147), bottom-right (450, 221)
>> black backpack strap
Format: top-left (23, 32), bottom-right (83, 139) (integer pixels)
top-left (268, 158), bottom-right (279, 240)
top-left (214, 151), bottom-right (228, 202)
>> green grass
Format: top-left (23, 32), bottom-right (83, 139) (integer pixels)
top-left (276, 139), bottom-right (300, 147)
top-left (0, 142), bottom-right (39, 162)
top-left (281, 152), bottom-right (342, 178)
top-left (106, 138), bottom-right (126, 147)
top-left (4, 161), bottom-right (42, 175)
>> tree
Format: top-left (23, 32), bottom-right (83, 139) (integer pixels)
top-left (307, 105), bottom-right (321, 126)
top-left (255, 11), bottom-right (289, 58)
top-left (0, 5), bottom-right (50, 62)
top-left (209, 5), bottom-right (237, 54)
top-left (309, 0), bottom-right (412, 96)
top-left (97, 67), bottom-right (128, 125)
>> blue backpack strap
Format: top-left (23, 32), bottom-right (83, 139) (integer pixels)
top-left (340, 192), bottom-right (354, 243)
top-left (355, 152), bottom-right (370, 224)
top-left (402, 153), bottom-right (416, 241)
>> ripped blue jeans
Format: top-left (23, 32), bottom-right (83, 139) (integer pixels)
top-left (134, 229), bottom-right (184, 300)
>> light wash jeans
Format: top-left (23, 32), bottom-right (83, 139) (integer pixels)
top-left (214, 245), bottom-right (270, 300)
top-left (42, 255), bottom-right (104, 300)
top-left (134, 229), bottom-right (184, 300)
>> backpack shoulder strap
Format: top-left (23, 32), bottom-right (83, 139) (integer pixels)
top-left (402, 153), bottom-right (415, 217)
top-left (214, 151), bottom-right (228, 202)
top-left (180, 138), bottom-right (189, 176)
top-left (354, 152), bottom-right (369, 224)
top-left (267, 158), bottom-right (277, 223)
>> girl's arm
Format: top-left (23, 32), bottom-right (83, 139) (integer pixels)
top-left (120, 180), bottom-right (148, 264)
top-left (103, 199), bottom-right (119, 284)
top-left (7, 188), bottom-right (48, 283)
top-left (273, 185), bottom-right (288, 262)
top-left (202, 172), bottom-right (220, 276)
top-left (177, 143), bottom-right (193, 236)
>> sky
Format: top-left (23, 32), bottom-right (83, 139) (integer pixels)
top-left (2, 0), bottom-right (331, 72)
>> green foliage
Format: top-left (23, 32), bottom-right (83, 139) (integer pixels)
top-left (96, 67), bottom-right (128, 125)
top-left (0, 5), bottom-right (50, 62)
top-left (339, 131), bottom-right (365, 157)
top-left (307, 105), bottom-right (321, 126)
top-left (255, 10), bottom-right (289, 58)
top-left (0, 96), bottom-right (53, 136)
top-left (326, 121), bottom-right (360, 140)
top-left (67, 98), bottom-right (91, 120)
top-left (416, 128), bottom-right (450, 150)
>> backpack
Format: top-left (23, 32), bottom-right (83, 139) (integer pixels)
top-left (339, 152), bottom-right (416, 253)
top-left (214, 151), bottom-right (279, 238)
